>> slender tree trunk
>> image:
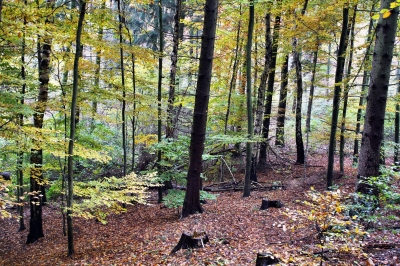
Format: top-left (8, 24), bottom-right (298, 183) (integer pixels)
top-left (340, 6), bottom-right (357, 173)
top-left (18, 6), bottom-right (27, 230)
top-left (224, 10), bottom-right (241, 135)
top-left (157, 0), bottom-right (164, 203)
top-left (258, 10), bottom-right (281, 168)
top-left (293, 45), bottom-right (305, 164)
top-left (275, 55), bottom-right (289, 146)
top-left (353, 17), bottom-right (374, 165)
top-left (131, 55), bottom-right (136, 171)
top-left (181, 0), bottom-right (218, 218)
top-left (117, 0), bottom-right (127, 177)
top-left (27, 0), bottom-right (54, 244)
top-left (91, 20), bottom-right (104, 133)
top-left (292, 0), bottom-right (308, 165)
top-left (166, 0), bottom-right (182, 139)
top-left (326, 6), bottom-right (349, 190)
top-left (254, 11), bottom-right (272, 136)
top-left (395, 66), bottom-right (400, 163)
top-left (357, 1), bottom-right (398, 194)
top-left (67, 0), bottom-right (86, 256)
top-left (305, 45), bottom-right (319, 133)
top-left (243, 1), bottom-right (254, 197)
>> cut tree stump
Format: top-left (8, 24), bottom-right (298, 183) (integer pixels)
top-left (0, 172), bottom-right (11, 180)
top-left (170, 231), bottom-right (209, 254)
top-left (260, 200), bottom-right (283, 210)
top-left (256, 252), bottom-right (279, 265)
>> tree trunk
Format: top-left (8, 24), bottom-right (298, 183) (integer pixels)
top-left (254, 10), bottom-right (272, 137)
top-left (166, 0), bottom-right (182, 139)
top-left (18, 2), bottom-right (27, 231)
top-left (275, 55), bottom-right (289, 146)
top-left (395, 66), bottom-right (400, 163)
top-left (117, 0), bottom-right (127, 177)
top-left (305, 46), bottom-right (318, 133)
top-left (293, 46), bottom-right (305, 164)
top-left (292, 0), bottom-right (308, 165)
top-left (340, 6), bottom-right (357, 173)
top-left (258, 9), bottom-right (281, 168)
top-left (243, 1), bottom-right (254, 198)
top-left (326, 6), bottom-right (349, 190)
top-left (357, 1), bottom-right (399, 194)
top-left (66, 0), bottom-right (86, 256)
top-left (157, 0), bottom-right (164, 203)
top-left (27, 0), bottom-right (54, 244)
top-left (181, 0), bottom-right (218, 218)
top-left (224, 9), bottom-right (242, 135)
top-left (353, 17), bottom-right (374, 165)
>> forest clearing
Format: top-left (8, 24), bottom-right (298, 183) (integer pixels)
top-left (1, 153), bottom-right (400, 265)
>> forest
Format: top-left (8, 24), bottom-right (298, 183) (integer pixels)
top-left (0, 0), bottom-right (400, 264)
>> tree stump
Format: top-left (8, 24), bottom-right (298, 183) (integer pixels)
top-left (0, 172), bottom-right (11, 180)
top-left (260, 199), bottom-right (283, 210)
top-left (256, 252), bottom-right (279, 265)
top-left (170, 231), bottom-right (209, 254)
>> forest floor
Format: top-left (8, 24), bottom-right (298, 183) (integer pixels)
top-left (1, 153), bottom-right (400, 265)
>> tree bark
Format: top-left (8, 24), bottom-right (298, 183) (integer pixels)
top-left (357, 0), bottom-right (399, 194)
top-left (254, 11), bottom-right (272, 137)
top-left (27, 0), bottom-right (54, 244)
top-left (326, 6), bottom-right (349, 190)
top-left (117, 0), bottom-right (127, 177)
top-left (340, 5), bottom-right (357, 173)
top-left (181, 0), bottom-right (218, 218)
top-left (292, 0), bottom-right (308, 165)
top-left (244, 1), bottom-right (255, 198)
top-left (258, 8), bottom-right (281, 168)
top-left (275, 55), bottom-right (289, 146)
top-left (395, 66), bottom-right (400, 163)
top-left (353, 17), bottom-right (374, 165)
top-left (157, 0), bottom-right (164, 203)
top-left (166, 0), bottom-right (182, 139)
top-left (224, 9), bottom-right (242, 135)
top-left (305, 46), bottom-right (318, 133)
top-left (66, 0), bottom-right (86, 256)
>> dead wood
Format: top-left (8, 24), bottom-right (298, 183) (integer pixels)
top-left (170, 231), bottom-right (209, 255)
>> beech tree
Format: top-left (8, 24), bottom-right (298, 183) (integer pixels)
top-left (66, 0), bottom-right (86, 255)
top-left (27, 0), bottom-right (54, 244)
top-left (357, 0), bottom-right (399, 194)
top-left (181, 0), bottom-right (218, 218)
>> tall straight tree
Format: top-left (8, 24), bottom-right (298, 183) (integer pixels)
top-left (357, 1), bottom-right (399, 194)
top-left (275, 55), bottom-right (289, 146)
top-left (254, 9), bottom-right (272, 137)
top-left (66, 0), bottom-right (86, 256)
top-left (181, 0), bottom-right (218, 218)
top-left (27, 0), bottom-right (54, 244)
top-left (326, 6), bottom-right (349, 190)
top-left (339, 5), bottom-right (357, 173)
top-left (292, 0), bottom-right (308, 165)
top-left (157, 0), bottom-right (164, 203)
top-left (243, 0), bottom-right (254, 197)
top-left (395, 65), bottom-right (400, 163)
top-left (17, 0), bottom-right (28, 232)
top-left (166, 0), bottom-right (182, 139)
top-left (224, 11), bottom-right (242, 135)
top-left (258, 5), bottom-right (281, 168)
top-left (117, 0), bottom-right (127, 177)
top-left (353, 17), bottom-right (374, 165)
